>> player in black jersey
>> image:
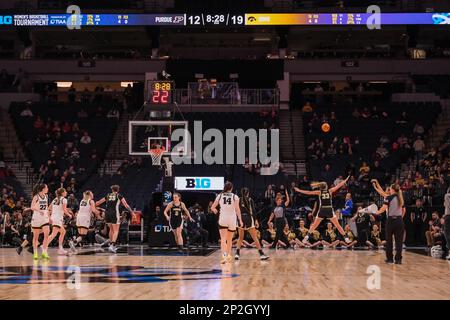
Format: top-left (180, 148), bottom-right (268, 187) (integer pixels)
top-left (295, 176), bottom-right (351, 244)
top-left (235, 188), bottom-right (269, 261)
top-left (95, 185), bottom-right (134, 253)
top-left (163, 193), bottom-right (194, 250)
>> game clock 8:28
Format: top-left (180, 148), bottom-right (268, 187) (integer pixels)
top-left (149, 81), bottom-right (172, 104)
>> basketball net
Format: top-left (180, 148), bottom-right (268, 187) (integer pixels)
top-left (148, 149), bottom-right (164, 166)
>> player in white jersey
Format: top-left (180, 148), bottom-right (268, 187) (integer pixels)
top-left (69, 190), bottom-right (101, 252)
top-left (30, 184), bottom-right (50, 260)
top-left (48, 188), bottom-right (73, 255)
top-left (211, 182), bottom-right (243, 264)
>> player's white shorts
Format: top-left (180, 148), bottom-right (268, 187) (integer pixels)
top-left (31, 212), bottom-right (50, 229)
top-left (51, 213), bottom-right (64, 227)
top-left (218, 213), bottom-right (237, 231)
top-left (76, 213), bottom-right (91, 229)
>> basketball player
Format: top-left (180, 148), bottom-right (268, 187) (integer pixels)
top-left (163, 193), bottom-right (194, 250)
top-left (30, 184), bottom-right (50, 260)
top-left (48, 188), bottom-right (73, 255)
top-left (95, 185), bottom-right (134, 253)
top-left (234, 187), bottom-right (269, 261)
top-left (295, 176), bottom-right (351, 244)
top-left (210, 182), bottom-right (243, 264)
top-left (69, 190), bottom-right (101, 252)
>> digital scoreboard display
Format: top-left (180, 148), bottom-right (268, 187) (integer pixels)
top-left (1, 12), bottom-right (449, 27)
top-left (148, 81), bottom-right (173, 105)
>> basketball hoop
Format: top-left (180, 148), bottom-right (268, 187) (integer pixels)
top-left (148, 148), bottom-right (164, 166)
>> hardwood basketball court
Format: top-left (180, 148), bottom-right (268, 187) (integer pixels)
top-left (0, 247), bottom-right (448, 300)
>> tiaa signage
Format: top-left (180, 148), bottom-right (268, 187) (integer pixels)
top-left (174, 177), bottom-right (224, 191)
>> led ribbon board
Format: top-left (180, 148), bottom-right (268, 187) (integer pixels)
top-left (1, 12), bottom-right (449, 27)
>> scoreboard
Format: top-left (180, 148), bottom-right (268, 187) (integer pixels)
top-left (1, 12), bottom-right (449, 27)
top-left (148, 80), bottom-right (174, 105)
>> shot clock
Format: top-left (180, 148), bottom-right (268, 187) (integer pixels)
top-left (148, 80), bottom-right (174, 104)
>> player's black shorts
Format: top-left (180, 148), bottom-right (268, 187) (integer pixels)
top-left (317, 206), bottom-right (334, 219)
top-left (105, 210), bottom-right (119, 224)
top-left (169, 215), bottom-right (182, 229)
top-left (239, 213), bottom-right (255, 230)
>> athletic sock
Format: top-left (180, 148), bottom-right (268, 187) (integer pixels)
top-left (236, 249), bottom-right (240, 255)
top-left (258, 249), bottom-right (264, 255)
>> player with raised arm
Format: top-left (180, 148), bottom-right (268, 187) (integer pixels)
top-left (95, 185), bottom-right (134, 253)
top-left (295, 176), bottom-right (351, 244)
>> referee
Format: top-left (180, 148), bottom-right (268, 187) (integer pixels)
top-left (372, 184), bottom-right (405, 264)
top-left (444, 187), bottom-right (450, 260)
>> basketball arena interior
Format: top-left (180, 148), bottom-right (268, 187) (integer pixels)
top-left (0, 0), bottom-right (450, 309)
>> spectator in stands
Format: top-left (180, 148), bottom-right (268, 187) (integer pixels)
top-left (302, 101), bottom-right (313, 113)
top-left (359, 162), bottom-right (370, 175)
top-left (77, 109), bottom-right (88, 118)
top-left (33, 116), bottom-right (44, 130)
top-left (413, 123), bottom-right (425, 137)
top-left (413, 136), bottom-right (426, 159)
top-left (0, 69), bottom-right (10, 91)
top-left (376, 144), bottom-right (389, 159)
top-left (20, 105), bottom-right (33, 117)
top-left (321, 164), bottom-right (333, 185)
top-left (185, 205), bottom-right (209, 247)
top-left (107, 108), bottom-right (120, 120)
top-left (409, 199), bottom-right (427, 246)
top-left (80, 131), bottom-right (92, 145)
top-left (12, 68), bottom-right (25, 92)
top-left (264, 185), bottom-right (275, 206)
top-left (341, 193), bottom-right (353, 226)
top-left (67, 193), bottom-right (79, 212)
top-left (68, 85), bottom-right (76, 102)
top-left (396, 111), bottom-right (409, 124)
top-left (425, 211), bottom-right (441, 247)
top-left (352, 108), bottom-right (361, 118)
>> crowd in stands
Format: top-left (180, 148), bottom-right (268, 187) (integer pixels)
top-left (0, 68), bottom-right (33, 93)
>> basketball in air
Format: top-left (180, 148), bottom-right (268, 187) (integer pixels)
top-left (321, 122), bottom-right (331, 133)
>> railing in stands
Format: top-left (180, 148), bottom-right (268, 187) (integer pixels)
top-left (173, 87), bottom-right (279, 106)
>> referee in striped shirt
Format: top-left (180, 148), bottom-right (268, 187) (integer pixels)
top-left (372, 184), bottom-right (405, 264)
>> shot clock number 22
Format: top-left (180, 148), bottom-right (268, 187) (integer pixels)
top-left (149, 81), bottom-right (173, 104)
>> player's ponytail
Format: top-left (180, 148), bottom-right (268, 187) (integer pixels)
top-left (83, 190), bottom-right (92, 200)
top-left (241, 187), bottom-right (251, 213)
top-left (311, 181), bottom-right (327, 190)
top-left (55, 187), bottom-right (66, 202)
top-left (223, 181), bottom-right (233, 193)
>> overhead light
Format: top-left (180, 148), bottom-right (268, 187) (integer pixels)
top-left (303, 81), bottom-right (321, 84)
top-left (56, 82), bottom-right (72, 88)
top-left (253, 37), bottom-right (271, 41)
top-left (121, 82), bottom-right (134, 87)
top-left (369, 81), bottom-right (388, 84)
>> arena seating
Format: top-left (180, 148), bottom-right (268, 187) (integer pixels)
top-left (302, 101), bottom-right (442, 203)
top-left (9, 102), bottom-right (119, 193)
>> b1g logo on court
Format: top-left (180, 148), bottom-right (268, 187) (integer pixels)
top-left (0, 16), bottom-right (13, 25)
